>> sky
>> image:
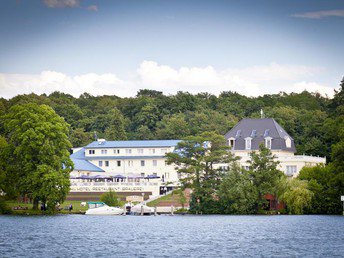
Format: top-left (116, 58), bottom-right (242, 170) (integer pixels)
top-left (0, 0), bottom-right (343, 99)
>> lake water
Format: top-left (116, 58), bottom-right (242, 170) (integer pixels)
top-left (0, 215), bottom-right (343, 257)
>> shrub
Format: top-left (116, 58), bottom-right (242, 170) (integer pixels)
top-left (100, 189), bottom-right (123, 207)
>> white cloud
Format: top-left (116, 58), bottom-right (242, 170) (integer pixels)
top-left (292, 9), bottom-right (344, 19)
top-left (43, 0), bottom-right (80, 8)
top-left (0, 61), bottom-right (336, 99)
top-left (136, 61), bottom-right (331, 97)
top-left (290, 81), bottom-right (335, 97)
top-left (0, 71), bottom-right (136, 99)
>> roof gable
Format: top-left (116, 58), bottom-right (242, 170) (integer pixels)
top-left (225, 118), bottom-right (296, 152)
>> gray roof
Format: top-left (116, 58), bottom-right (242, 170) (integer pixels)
top-left (70, 148), bottom-right (105, 172)
top-left (225, 118), bottom-right (296, 152)
top-left (85, 140), bottom-right (180, 149)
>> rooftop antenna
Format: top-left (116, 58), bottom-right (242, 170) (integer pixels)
top-left (260, 109), bottom-right (265, 119)
top-left (94, 131), bottom-right (98, 141)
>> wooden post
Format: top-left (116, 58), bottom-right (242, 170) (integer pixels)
top-left (154, 206), bottom-right (157, 216)
top-left (171, 205), bottom-right (174, 215)
top-left (123, 205), bottom-right (126, 216)
top-left (141, 205), bottom-right (144, 216)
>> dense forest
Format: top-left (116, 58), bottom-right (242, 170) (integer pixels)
top-left (1, 78), bottom-right (343, 162)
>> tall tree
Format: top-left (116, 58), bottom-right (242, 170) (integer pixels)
top-left (248, 144), bottom-right (284, 212)
top-left (219, 164), bottom-right (258, 214)
top-left (104, 108), bottom-right (127, 140)
top-left (166, 132), bottom-right (236, 213)
top-left (279, 178), bottom-right (313, 214)
top-left (1, 103), bottom-right (73, 210)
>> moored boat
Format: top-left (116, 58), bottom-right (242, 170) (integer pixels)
top-left (131, 203), bottom-right (154, 215)
top-left (85, 202), bottom-right (124, 215)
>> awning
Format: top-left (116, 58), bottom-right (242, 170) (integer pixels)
top-left (144, 175), bottom-right (160, 179)
top-left (112, 174), bottom-right (126, 179)
top-left (76, 175), bottom-right (92, 179)
top-left (127, 173), bottom-right (143, 179)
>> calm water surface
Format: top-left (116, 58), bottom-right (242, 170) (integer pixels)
top-left (0, 215), bottom-right (343, 257)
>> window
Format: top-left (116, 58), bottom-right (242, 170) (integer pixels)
top-left (117, 149), bottom-right (120, 154)
top-left (141, 160), bottom-right (145, 166)
top-left (117, 161), bottom-right (121, 167)
top-left (235, 130), bottom-right (242, 137)
top-left (101, 150), bottom-right (107, 154)
top-left (250, 130), bottom-right (257, 138)
top-left (105, 161), bottom-right (109, 167)
top-left (113, 149), bottom-right (120, 154)
top-left (149, 149), bottom-right (156, 154)
top-left (285, 137), bottom-right (292, 148)
top-left (153, 172), bottom-right (157, 176)
top-left (128, 160), bottom-right (133, 167)
top-left (245, 138), bottom-right (252, 150)
top-left (89, 150), bottom-right (95, 154)
top-left (265, 138), bottom-right (272, 149)
top-left (153, 160), bottom-right (157, 166)
top-left (228, 138), bottom-right (235, 149)
top-left (126, 149), bottom-right (132, 154)
top-left (264, 129), bottom-right (270, 137)
top-left (98, 161), bottom-right (103, 167)
top-left (286, 166), bottom-right (297, 176)
top-left (138, 149), bottom-right (144, 154)
top-left (141, 173), bottom-right (145, 177)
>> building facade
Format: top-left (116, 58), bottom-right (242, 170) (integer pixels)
top-left (69, 118), bottom-right (326, 199)
top-left (70, 140), bottom-right (180, 197)
top-left (224, 118), bottom-right (326, 177)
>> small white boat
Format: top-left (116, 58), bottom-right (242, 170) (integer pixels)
top-left (131, 203), bottom-right (154, 215)
top-left (85, 202), bottom-right (124, 215)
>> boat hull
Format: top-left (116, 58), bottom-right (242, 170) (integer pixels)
top-left (85, 206), bottom-right (124, 215)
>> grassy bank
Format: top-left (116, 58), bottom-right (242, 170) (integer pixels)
top-left (2, 200), bottom-right (88, 215)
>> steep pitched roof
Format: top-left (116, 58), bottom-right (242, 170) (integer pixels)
top-left (85, 140), bottom-right (181, 149)
top-left (225, 118), bottom-right (296, 152)
top-left (70, 148), bottom-right (104, 172)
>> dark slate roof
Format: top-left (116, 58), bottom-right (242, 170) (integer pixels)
top-left (85, 140), bottom-right (181, 149)
top-left (224, 118), bottom-right (296, 152)
top-left (70, 148), bottom-right (104, 172)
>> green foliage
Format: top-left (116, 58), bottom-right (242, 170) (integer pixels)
top-left (166, 132), bottom-right (236, 214)
top-left (0, 103), bottom-right (73, 210)
top-left (279, 178), bottom-right (313, 214)
top-left (69, 128), bottom-right (94, 147)
top-left (248, 144), bottom-right (284, 211)
top-left (219, 164), bottom-right (258, 214)
top-left (100, 189), bottom-right (122, 207)
top-left (299, 164), bottom-right (343, 214)
top-left (0, 198), bottom-right (12, 214)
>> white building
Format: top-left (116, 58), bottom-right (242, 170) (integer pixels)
top-left (69, 118), bottom-right (325, 200)
top-left (224, 118), bottom-right (326, 177)
top-left (70, 139), bottom-right (180, 197)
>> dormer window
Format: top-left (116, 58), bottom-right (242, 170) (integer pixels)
top-left (285, 136), bottom-right (291, 148)
top-left (265, 137), bottom-right (272, 149)
top-left (264, 129), bottom-right (270, 137)
top-left (227, 138), bottom-right (235, 149)
top-left (235, 130), bottom-right (242, 138)
top-left (245, 137), bottom-right (252, 150)
top-left (250, 130), bottom-right (257, 138)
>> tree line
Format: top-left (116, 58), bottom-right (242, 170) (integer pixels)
top-left (0, 78), bottom-right (343, 214)
top-left (0, 79), bottom-right (343, 162)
